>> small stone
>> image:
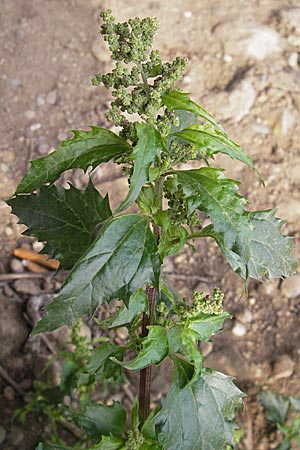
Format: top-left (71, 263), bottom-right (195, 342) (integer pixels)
top-left (32, 241), bottom-right (44, 252)
top-left (24, 110), bottom-right (36, 119)
top-left (91, 39), bottom-right (111, 63)
top-left (36, 94), bottom-right (45, 106)
top-left (29, 123), bottom-right (41, 131)
top-left (46, 90), bottom-right (58, 105)
top-left (281, 275), bottom-right (300, 299)
top-left (288, 52), bottom-right (299, 68)
top-left (223, 53), bottom-right (233, 63)
top-left (183, 10), bottom-right (192, 18)
top-left (13, 279), bottom-right (40, 294)
top-left (57, 131), bottom-right (68, 141)
top-left (116, 327), bottom-right (128, 340)
top-left (10, 426), bottom-right (24, 446)
top-left (37, 142), bottom-right (50, 155)
top-left (218, 80), bottom-right (256, 122)
top-left (0, 426), bottom-right (6, 445)
top-left (7, 78), bottom-right (21, 90)
top-left (231, 321), bottom-right (246, 337)
top-left (236, 309), bottom-right (253, 324)
top-left (4, 386), bottom-right (15, 401)
top-left (273, 354), bottom-right (295, 380)
top-left (274, 109), bottom-right (295, 137)
top-left (10, 258), bottom-right (24, 273)
top-left (245, 27), bottom-right (281, 60)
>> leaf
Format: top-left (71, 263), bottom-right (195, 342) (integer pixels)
top-left (162, 90), bottom-right (224, 131)
top-left (16, 127), bottom-right (132, 194)
top-left (189, 312), bottom-right (232, 341)
top-left (114, 326), bottom-right (168, 370)
top-left (75, 402), bottom-right (126, 439)
top-left (87, 342), bottom-right (125, 374)
top-left (8, 180), bottom-right (112, 269)
top-left (35, 444), bottom-right (72, 450)
top-left (178, 169), bottom-right (296, 281)
top-left (154, 357), bottom-right (244, 450)
top-left (260, 390), bottom-right (290, 425)
top-left (290, 395), bottom-right (300, 412)
top-left (110, 289), bottom-right (148, 327)
top-left (118, 123), bottom-right (164, 211)
top-left (174, 124), bottom-right (254, 169)
top-left (33, 214), bottom-right (161, 333)
top-left (97, 436), bottom-right (125, 450)
top-left (205, 210), bottom-right (297, 281)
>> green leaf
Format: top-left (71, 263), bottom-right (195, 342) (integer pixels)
top-left (33, 214), bottom-right (161, 333)
top-left (15, 127), bottom-right (132, 194)
top-left (290, 396), bottom-right (300, 412)
top-left (110, 289), bottom-right (148, 327)
top-left (35, 444), bottom-right (72, 450)
top-left (174, 124), bottom-right (254, 168)
top-left (97, 436), bottom-right (125, 450)
top-left (189, 312), bottom-right (232, 341)
top-left (114, 326), bottom-right (168, 370)
top-left (154, 357), bottom-right (244, 450)
top-left (8, 180), bottom-right (112, 269)
top-left (162, 90), bottom-right (224, 131)
top-left (75, 402), bottom-right (126, 439)
top-left (260, 390), bottom-right (290, 425)
top-left (205, 210), bottom-right (297, 281)
top-left (179, 169), bottom-right (296, 281)
top-left (87, 342), bottom-right (125, 374)
top-left (118, 123), bottom-right (164, 211)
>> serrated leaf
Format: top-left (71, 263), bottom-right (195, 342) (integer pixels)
top-left (113, 326), bottom-right (168, 371)
top-left (189, 312), bottom-right (232, 341)
top-left (16, 127), bottom-right (132, 194)
top-left (154, 357), bottom-right (244, 450)
top-left (110, 289), bottom-right (148, 327)
top-left (162, 90), bottom-right (224, 131)
top-left (260, 390), bottom-right (290, 425)
top-left (118, 123), bottom-right (164, 211)
top-left (8, 180), bottom-right (112, 269)
top-left (204, 210), bottom-right (297, 281)
top-left (33, 214), bottom-right (161, 333)
top-left (174, 124), bottom-right (254, 168)
top-left (75, 402), bottom-right (126, 439)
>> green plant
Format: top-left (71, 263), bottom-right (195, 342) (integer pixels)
top-left (260, 390), bottom-right (300, 450)
top-left (8, 10), bottom-right (296, 450)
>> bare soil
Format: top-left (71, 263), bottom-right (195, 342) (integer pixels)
top-left (0, 1), bottom-right (300, 449)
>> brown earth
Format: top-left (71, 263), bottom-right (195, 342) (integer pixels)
top-left (0, 0), bottom-right (300, 449)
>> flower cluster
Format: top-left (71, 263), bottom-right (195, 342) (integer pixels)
top-left (176, 288), bottom-right (224, 319)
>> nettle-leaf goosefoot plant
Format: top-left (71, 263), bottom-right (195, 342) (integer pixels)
top-left (8, 9), bottom-right (296, 450)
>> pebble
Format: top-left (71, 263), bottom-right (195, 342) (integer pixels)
top-left (10, 427), bottom-right (24, 446)
top-left (10, 258), bottom-right (24, 273)
top-left (29, 122), bottom-right (41, 132)
top-left (57, 131), bottom-right (68, 141)
top-left (24, 110), bottom-right (36, 119)
top-left (4, 386), bottom-right (15, 401)
top-left (219, 80), bottom-right (256, 122)
top-left (245, 27), bottom-right (281, 60)
top-left (236, 309), bottom-right (253, 324)
top-left (116, 327), bottom-right (128, 340)
top-left (32, 241), bottom-right (44, 252)
top-left (281, 275), bottom-right (300, 299)
top-left (0, 426), bottom-right (6, 445)
top-left (183, 10), bottom-right (192, 18)
top-left (36, 94), bottom-right (45, 106)
top-left (46, 89), bottom-right (58, 105)
top-left (223, 53), bottom-right (233, 63)
top-left (37, 142), bottom-right (50, 155)
top-left (7, 78), bottom-right (21, 90)
top-left (91, 39), bottom-right (111, 63)
top-left (288, 52), bottom-right (299, 68)
top-left (231, 321), bottom-right (247, 337)
top-left (13, 279), bottom-right (40, 295)
top-left (274, 108), bottom-right (295, 137)
top-left (273, 354), bottom-right (295, 380)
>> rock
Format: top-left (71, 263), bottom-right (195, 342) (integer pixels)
top-left (116, 327), bottom-right (128, 340)
top-left (13, 279), bottom-right (40, 294)
top-left (236, 309), bottom-right (253, 324)
top-left (214, 20), bottom-right (281, 61)
top-left (32, 241), bottom-right (44, 252)
top-left (273, 109), bottom-right (296, 137)
top-left (46, 89), bottom-right (58, 105)
top-left (10, 426), bottom-right (24, 446)
top-left (218, 80), bottom-right (256, 122)
top-left (231, 321), bottom-right (247, 337)
top-left (7, 78), bottom-right (21, 90)
top-left (36, 94), bottom-right (45, 106)
top-left (3, 386), bottom-right (15, 401)
top-left (37, 141), bottom-right (50, 155)
top-left (24, 110), bottom-right (36, 119)
top-left (281, 275), bottom-right (300, 299)
top-left (272, 354), bottom-right (295, 380)
top-left (91, 39), bottom-right (111, 63)
top-left (288, 52), bottom-right (299, 68)
top-left (10, 258), bottom-right (24, 273)
top-left (29, 122), bottom-right (41, 132)
top-left (79, 322), bottom-right (92, 340)
top-left (0, 426), bottom-right (6, 445)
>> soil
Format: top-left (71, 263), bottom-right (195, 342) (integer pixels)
top-left (0, 0), bottom-right (300, 449)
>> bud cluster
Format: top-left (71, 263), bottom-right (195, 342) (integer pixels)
top-left (176, 288), bottom-right (224, 319)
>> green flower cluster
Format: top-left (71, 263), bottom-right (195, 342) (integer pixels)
top-left (92, 9), bottom-right (188, 141)
top-left (126, 428), bottom-right (145, 449)
top-left (176, 288), bottom-right (224, 319)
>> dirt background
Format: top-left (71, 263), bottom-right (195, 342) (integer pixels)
top-left (0, 0), bottom-right (300, 449)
